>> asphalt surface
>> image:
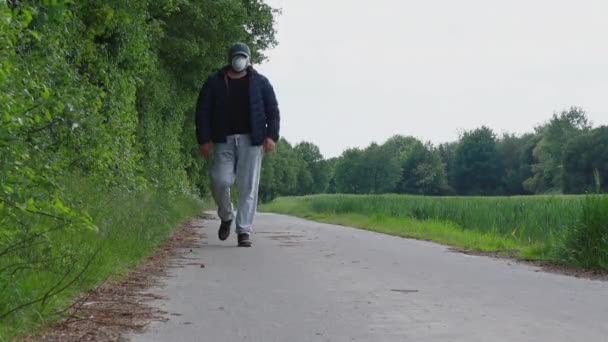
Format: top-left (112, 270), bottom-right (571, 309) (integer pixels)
top-left (129, 212), bottom-right (608, 342)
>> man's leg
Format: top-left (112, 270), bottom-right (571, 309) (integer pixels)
top-left (210, 142), bottom-right (236, 223)
top-left (235, 135), bottom-right (263, 236)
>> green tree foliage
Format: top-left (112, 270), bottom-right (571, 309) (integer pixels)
top-left (324, 157), bottom-right (339, 194)
top-left (334, 148), bottom-right (365, 194)
top-left (497, 133), bottom-right (537, 195)
top-left (256, 111), bottom-right (603, 200)
top-left (382, 135), bottom-right (420, 164)
top-left (398, 141), bottom-right (450, 195)
top-left (258, 139), bottom-right (332, 202)
top-left (452, 126), bottom-right (504, 195)
top-left (562, 126), bottom-right (608, 193)
top-left (1, 0), bottom-right (277, 325)
top-left (294, 142), bottom-right (329, 194)
top-left (524, 107), bottom-right (591, 193)
top-left (438, 141), bottom-right (458, 191)
top-left (360, 143), bottom-right (402, 194)
top-left (332, 142), bottom-right (404, 195)
top-left (259, 139), bottom-right (301, 202)
top-left (330, 136), bottom-right (450, 195)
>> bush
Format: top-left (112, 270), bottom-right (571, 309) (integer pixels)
top-left (0, 0), bottom-right (277, 337)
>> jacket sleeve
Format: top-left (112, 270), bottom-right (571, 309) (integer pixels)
top-left (195, 77), bottom-right (213, 145)
top-left (262, 78), bottom-right (280, 142)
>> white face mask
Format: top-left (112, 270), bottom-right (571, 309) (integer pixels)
top-left (232, 56), bottom-right (249, 72)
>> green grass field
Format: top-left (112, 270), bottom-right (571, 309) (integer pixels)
top-left (261, 194), bottom-right (608, 270)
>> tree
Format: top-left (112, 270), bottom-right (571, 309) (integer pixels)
top-left (294, 142), bottom-right (329, 194)
top-left (359, 143), bottom-right (402, 194)
top-left (452, 126), bottom-right (504, 195)
top-left (259, 139), bottom-right (301, 201)
top-left (524, 107), bottom-right (591, 193)
top-left (334, 148), bottom-right (365, 193)
top-left (383, 135), bottom-right (420, 162)
top-left (497, 133), bottom-right (537, 195)
top-left (325, 157), bottom-right (339, 194)
top-left (562, 126), bottom-right (608, 193)
top-left (0, 0), bottom-right (279, 326)
top-left (154, 0), bottom-right (277, 194)
top-left (438, 141), bottom-right (459, 193)
top-left (398, 141), bottom-right (450, 195)
top-left (313, 159), bottom-right (332, 193)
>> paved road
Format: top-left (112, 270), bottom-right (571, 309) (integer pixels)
top-left (130, 213), bottom-right (608, 342)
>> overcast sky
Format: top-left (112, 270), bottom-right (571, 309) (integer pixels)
top-left (257, 0), bottom-right (608, 158)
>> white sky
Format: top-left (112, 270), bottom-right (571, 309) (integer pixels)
top-left (257, 0), bottom-right (608, 158)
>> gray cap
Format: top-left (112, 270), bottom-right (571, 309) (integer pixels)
top-left (229, 43), bottom-right (251, 61)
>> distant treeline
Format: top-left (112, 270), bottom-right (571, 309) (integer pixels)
top-left (260, 107), bottom-right (608, 201)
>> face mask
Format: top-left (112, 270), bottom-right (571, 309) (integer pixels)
top-left (232, 56), bottom-right (248, 72)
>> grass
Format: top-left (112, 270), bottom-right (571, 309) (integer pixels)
top-left (261, 194), bottom-right (608, 267)
top-left (559, 195), bottom-right (608, 269)
top-left (296, 212), bottom-right (520, 252)
top-left (0, 179), bottom-right (204, 340)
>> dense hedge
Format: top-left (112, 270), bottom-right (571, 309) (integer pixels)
top-left (0, 0), bottom-right (276, 333)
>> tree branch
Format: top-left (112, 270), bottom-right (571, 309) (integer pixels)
top-left (0, 223), bottom-right (66, 258)
top-left (0, 247), bottom-right (100, 321)
top-left (0, 256), bottom-right (65, 274)
top-left (0, 197), bottom-right (72, 223)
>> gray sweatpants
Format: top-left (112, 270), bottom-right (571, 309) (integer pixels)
top-left (210, 134), bottom-right (263, 235)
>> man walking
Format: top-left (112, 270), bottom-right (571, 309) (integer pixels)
top-left (195, 43), bottom-right (280, 247)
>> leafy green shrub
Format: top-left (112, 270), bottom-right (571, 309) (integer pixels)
top-left (0, 0), bottom-right (277, 336)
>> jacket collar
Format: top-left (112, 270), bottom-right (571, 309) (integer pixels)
top-left (221, 65), bottom-right (257, 76)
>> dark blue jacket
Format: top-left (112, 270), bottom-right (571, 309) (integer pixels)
top-left (195, 66), bottom-right (280, 146)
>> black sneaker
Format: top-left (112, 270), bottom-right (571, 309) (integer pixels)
top-left (237, 233), bottom-right (252, 247)
top-left (218, 220), bottom-right (232, 241)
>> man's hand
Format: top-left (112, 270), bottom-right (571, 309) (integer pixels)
top-left (263, 137), bottom-right (276, 153)
top-left (199, 143), bottom-right (213, 157)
